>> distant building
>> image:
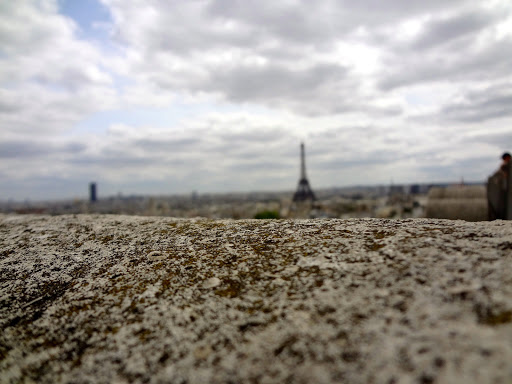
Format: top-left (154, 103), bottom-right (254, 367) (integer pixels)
top-left (388, 184), bottom-right (404, 196)
top-left (410, 184), bottom-right (420, 194)
top-left (293, 142), bottom-right (316, 202)
top-left (89, 182), bottom-right (97, 202)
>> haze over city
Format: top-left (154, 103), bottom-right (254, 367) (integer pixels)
top-left (1, 0), bottom-right (511, 201)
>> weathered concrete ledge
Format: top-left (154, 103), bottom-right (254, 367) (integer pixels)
top-left (1, 214), bottom-right (512, 383)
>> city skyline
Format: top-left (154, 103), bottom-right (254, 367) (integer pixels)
top-left (1, 0), bottom-right (511, 200)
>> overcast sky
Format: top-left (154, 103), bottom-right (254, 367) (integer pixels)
top-left (1, 0), bottom-right (511, 201)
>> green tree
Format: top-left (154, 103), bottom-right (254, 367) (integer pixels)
top-left (254, 210), bottom-right (280, 219)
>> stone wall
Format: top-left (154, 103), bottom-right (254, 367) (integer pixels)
top-left (1, 214), bottom-right (512, 383)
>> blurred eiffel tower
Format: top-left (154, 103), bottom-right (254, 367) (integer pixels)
top-left (293, 142), bottom-right (316, 202)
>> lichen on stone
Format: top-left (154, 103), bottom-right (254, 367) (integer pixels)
top-left (0, 214), bottom-right (511, 383)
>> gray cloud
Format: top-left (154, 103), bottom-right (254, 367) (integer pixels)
top-left (204, 0), bottom-right (475, 46)
top-left (135, 137), bottom-right (202, 153)
top-left (0, 141), bottom-right (50, 159)
top-left (377, 6), bottom-right (511, 91)
top-left (227, 159), bottom-right (290, 173)
top-left (379, 36), bottom-right (512, 91)
top-left (1, 0), bottom-right (510, 199)
top-left (411, 10), bottom-right (500, 50)
top-left (104, 1), bottom-right (409, 115)
top-left (411, 83), bottom-right (512, 124)
top-left (104, 0), bottom-right (510, 119)
top-left (0, 96), bottom-right (21, 113)
top-left (0, 139), bottom-right (86, 159)
top-left (417, 155), bottom-right (496, 181)
top-left (462, 131), bottom-right (512, 149)
top-left (442, 94), bottom-right (512, 123)
top-left (204, 63), bottom-right (354, 114)
top-left (70, 154), bottom-right (158, 168)
top-left (0, 1), bottom-right (116, 136)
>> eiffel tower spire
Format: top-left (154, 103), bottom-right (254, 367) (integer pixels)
top-left (293, 142), bottom-right (316, 202)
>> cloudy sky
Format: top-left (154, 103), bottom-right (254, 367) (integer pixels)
top-left (1, 0), bottom-right (511, 201)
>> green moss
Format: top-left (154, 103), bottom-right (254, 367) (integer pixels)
top-left (135, 328), bottom-right (152, 341)
top-left (215, 278), bottom-right (244, 298)
top-left (0, 344), bottom-right (11, 362)
top-left (373, 231), bottom-right (389, 239)
top-left (100, 234), bottom-right (114, 244)
top-left (479, 310), bottom-right (512, 326)
top-left (366, 241), bottom-right (385, 251)
top-left (254, 210), bottom-right (280, 219)
top-left (0, 249), bottom-right (14, 257)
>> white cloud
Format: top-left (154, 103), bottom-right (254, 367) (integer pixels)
top-left (0, 0), bottom-right (117, 137)
top-left (1, 0), bottom-right (511, 200)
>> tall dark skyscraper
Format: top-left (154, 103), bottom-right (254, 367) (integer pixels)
top-left (293, 143), bottom-right (316, 202)
top-left (89, 182), bottom-right (97, 202)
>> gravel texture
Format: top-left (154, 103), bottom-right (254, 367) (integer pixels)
top-left (1, 214), bottom-right (512, 384)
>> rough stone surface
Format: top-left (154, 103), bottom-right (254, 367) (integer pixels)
top-left (1, 214), bottom-right (512, 384)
